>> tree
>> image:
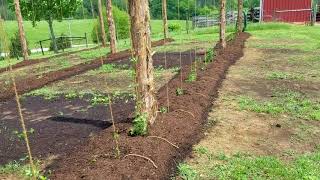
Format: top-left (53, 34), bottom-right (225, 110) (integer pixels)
top-left (129, 0), bottom-right (158, 134)
top-left (162, 0), bottom-right (168, 39)
top-left (106, 0), bottom-right (117, 53)
top-left (13, 0), bottom-right (28, 60)
top-left (10, 0), bottom-right (79, 53)
top-left (220, 0), bottom-right (226, 48)
top-left (98, 0), bottom-right (107, 47)
top-left (237, 0), bottom-right (244, 33)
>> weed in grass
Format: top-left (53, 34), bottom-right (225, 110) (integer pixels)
top-left (129, 113), bottom-right (148, 136)
top-left (177, 163), bottom-right (199, 180)
top-left (205, 150), bottom-right (320, 180)
top-left (266, 71), bottom-right (304, 80)
top-left (176, 88), bottom-right (185, 96)
top-left (237, 90), bottom-right (320, 120)
top-left (194, 146), bottom-right (210, 156)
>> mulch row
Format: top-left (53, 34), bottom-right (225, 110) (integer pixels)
top-left (50, 33), bottom-right (250, 179)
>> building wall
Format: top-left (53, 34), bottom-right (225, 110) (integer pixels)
top-left (262, 0), bottom-right (312, 22)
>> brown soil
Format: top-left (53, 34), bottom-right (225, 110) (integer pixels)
top-left (0, 39), bottom-right (174, 102)
top-left (0, 46), bottom-right (101, 74)
top-left (49, 33), bottom-right (250, 179)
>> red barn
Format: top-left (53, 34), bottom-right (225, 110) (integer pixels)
top-left (260, 0), bottom-right (313, 23)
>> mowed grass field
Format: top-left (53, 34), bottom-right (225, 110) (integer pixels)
top-left (3, 19), bottom-right (188, 48)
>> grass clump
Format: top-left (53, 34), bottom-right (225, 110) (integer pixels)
top-left (176, 88), bottom-right (185, 96)
top-left (266, 71), bottom-right (304, 80)
top-left (177, 163), bottom-right (199, 180)
top-left (237, 90), bottom-right (320, 120)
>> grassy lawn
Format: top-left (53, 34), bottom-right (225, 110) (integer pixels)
top-left (177, 23), bottom-right (320, 180)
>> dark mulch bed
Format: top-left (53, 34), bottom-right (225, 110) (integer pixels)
top-left (0, 39), bottom-right (174, 102)
top-left (50, 33), bottom-right (250, 179)
top-left (0, 95), bottom-right (135, 165)
top-left (0, 46), bottom-right (101, 74)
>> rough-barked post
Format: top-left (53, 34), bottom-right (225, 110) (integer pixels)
top-left (162, 0), bottom-right (168, 39)
top-left (237, 0), bottom-right (244, 33)
top-left (14, 0), bottom-right (29, 60)
top-left (129, 0), bottom-right (158, 125)
top-left (106, 0), bottom-right (117, 53)
top-left (220, 0), bottom-right (226, 48)
top-left (98, 0), bottom-right (107, 47)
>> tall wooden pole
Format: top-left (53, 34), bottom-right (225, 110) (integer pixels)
top-left (220, 0), bottom-right (226, 48)
top-left (129, 0), bottom-right (158, 125)
top-left (162, 0), bottom-right (168, 39)
top-left (237, 0), bottom-right (244, 33)
top-left (14, 0), bottom-right (29, 60)
top-left (106, 0), bottom-right (117, 53)
top-left (98, 0), bottom-right (107, 47)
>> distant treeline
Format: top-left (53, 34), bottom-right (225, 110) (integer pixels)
top-left (0, 0), bottom-right (260, 20)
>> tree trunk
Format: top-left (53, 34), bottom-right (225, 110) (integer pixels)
top-left (129, 0), bottom-right (158, 125)
top-left (220, 0), bottom-right (226, 48)
top-left (14, 0), bottom-right (29, 60)
top-left (237, 0), bottom-right (244, 33)
top-left (106, 0), bottom-right (117, 53)
top-left (98, 0), bottom-right (107, 47)
top-left (162, 0), bottom-right (168, 39)
top-left (48, 17), bottom-right (58, 54)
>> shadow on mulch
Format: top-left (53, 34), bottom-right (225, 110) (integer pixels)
top-left (50, 32), bottom-right (250, 179)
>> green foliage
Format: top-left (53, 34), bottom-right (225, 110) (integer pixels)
top-left (177, 163), bottom-right (199, 180)
top-left (176, 88), bottom-right (185, 96)
top-left (9, 31), bottom-right (31, 59)
top-left (129, 113), bottom-right (148, 136)
top-left (208, 150), bottom-right (320, 180)
top-left (168, 23), bottom-right (181, 32)
top-left (237, 90), bottom-right (320, 120)
top-left (186, 66), bottom-right (197, 82)
top-left (12, 128), bottom-right (35, 141)
top-left (90, 94), bottom-right (110, 106)
top-left (205, 48), bottom-right (215, 63)
top-left (266, 71), bottom-right (304, 80)
top-left (92, 6), bottom-right (129, 43)
top-left (159, 106), bottom-right (168, 113)
top-left (0, 159), bottom-right (47, 180)
top-left (26, 87), bottom-right (58, 100)
top-left (49, 33), bottom-right (72, 51)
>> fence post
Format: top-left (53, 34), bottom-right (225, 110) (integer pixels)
top-left (85, 33), bottom-right (88, 48)
top-left (39, 41), bottom-right (44, 55)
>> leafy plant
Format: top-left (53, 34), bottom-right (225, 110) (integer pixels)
top-left (90, 94), bottom-right (110, 106)
top-left (205, 48), bottom-right (215, 63)
top-left (168, 23), bottom-right (181, 32)
top-left (176, 88), bottom-right (185, 96)
top-left (129, 113), bottom-right (148, 136)
top-left (12, 128), bottom-right (35, 141)
top-left (9, 31), bottom-right (31, 59)
top-left (186, 69), bottom-right (197, 82)
top-left (159, 106), bottom-right (168, 113)
top-left (64, 91), bottom-right (78, 99)
top-left (92, 6), bottom-right (129, 43)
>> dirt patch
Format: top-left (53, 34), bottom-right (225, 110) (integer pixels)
top-left (0, 96), bottom-right (135, 165)
top-left (49, 33), bottom-right (250, 179)
top-left (0, 39), bottom-right (174, 102)
top-left (0, 46), bottom-right (101, 74)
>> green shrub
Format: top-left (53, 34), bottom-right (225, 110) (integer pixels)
top-left (9, 31), bottom-right (31, 59)
top-left (92, 6), bottom-right (129, 43)
top-left (129, 113), bottom-right (148, 136)
top-left (168, 23), bottom-right (181, 32)
top-left (49, 33), bottom-right (71, 51)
